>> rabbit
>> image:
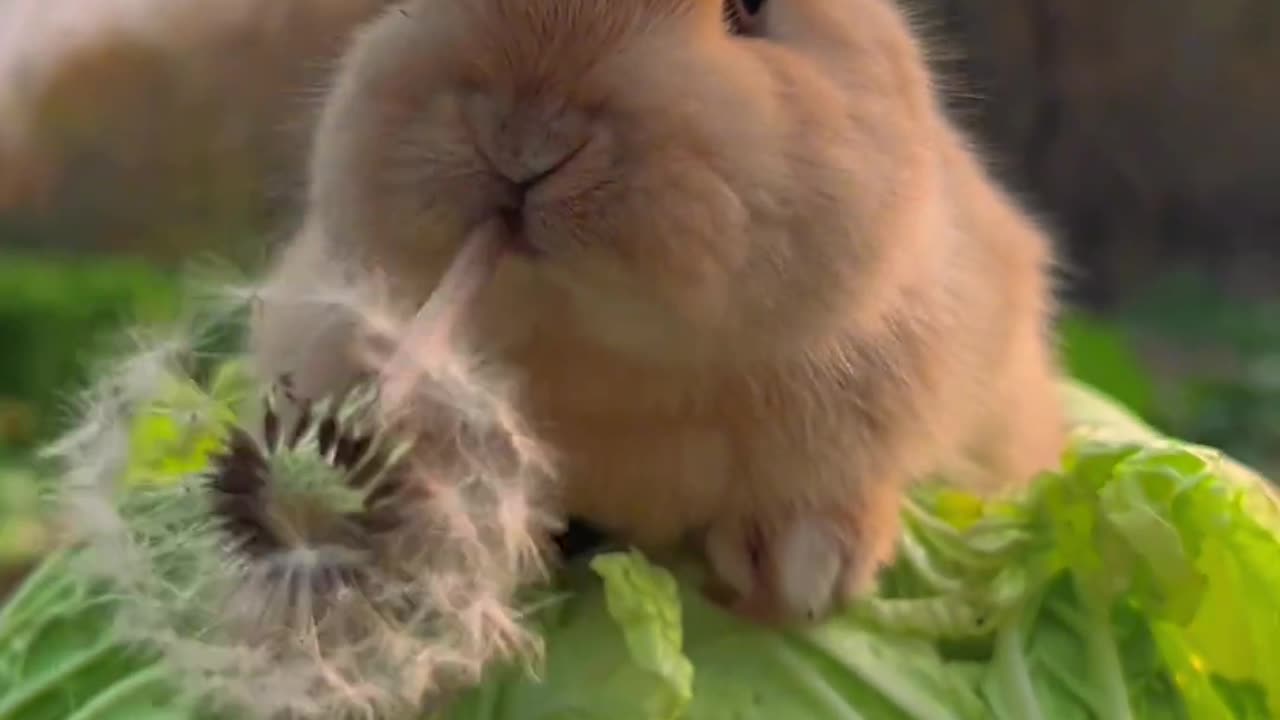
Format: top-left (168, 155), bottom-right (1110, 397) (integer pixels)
top-left (249, 0), bottom-right (1067, 626)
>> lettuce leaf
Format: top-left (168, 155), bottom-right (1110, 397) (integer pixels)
top-left (4, 371), bottom-right (1280, 720)
top-left (440, 552), bottom-right (693, 720)
top-left (447, 553), bottom-right (988, 720)
top-left (445, 381), bottom-right (1280, 720)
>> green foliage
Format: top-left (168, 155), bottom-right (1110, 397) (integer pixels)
top-left (0, 253), bottom-right (180, 451)
top-left (123, 362), bottom-right (250, 489)
top-left (1115, 272), bottom-right (1280, 476)
top-left (448, 385), bottom-right (1280, 720)
top-left (0, 553), bottom-right (183, 720)
top-left (1060, 272), bottom-right (1280, 479)
top-left (1059, 313), bottom-right (1157, 419)
top-left (0, 465), bottom-right (47, 569)
top-left (6, 361), bottom-right (1277, 719)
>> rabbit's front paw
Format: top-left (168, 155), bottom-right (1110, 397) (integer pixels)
top-left (703, 501), bottom-right (899, 625)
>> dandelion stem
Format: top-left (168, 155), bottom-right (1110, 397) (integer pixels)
top-left (0, 550), bottom-right (77, 646)
top-left (61, 665), bottom-right (172, 720)
top-left (380, 220), bottom-right (504, 408)
top-left (0, 638), bottom-right (122, 719)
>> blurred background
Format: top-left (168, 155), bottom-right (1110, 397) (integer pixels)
top-left (1, 0), bottom-right (1278, 579)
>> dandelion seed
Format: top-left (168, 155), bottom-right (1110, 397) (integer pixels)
top-left (48, 268), bottom-right (563, 719)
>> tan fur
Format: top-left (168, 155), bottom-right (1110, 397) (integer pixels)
top-left (250, 0), bottom-right (1066, 624)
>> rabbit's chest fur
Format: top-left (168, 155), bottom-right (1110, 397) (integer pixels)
top-left (507, 321), bottom-right (951, 550)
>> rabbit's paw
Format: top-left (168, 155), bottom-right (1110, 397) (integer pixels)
top-left (703, 501), bottom-right (899, 625)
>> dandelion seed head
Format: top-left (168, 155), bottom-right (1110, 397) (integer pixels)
top-left (47, 265), bottom-right (563, 719)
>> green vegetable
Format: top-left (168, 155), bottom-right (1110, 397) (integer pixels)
top-left (444, 383), bottom-right (1280, 720)
top-left (2, 370), bottom-right (1279, 720)
top-left (0, 552), bottom-right (190, 720)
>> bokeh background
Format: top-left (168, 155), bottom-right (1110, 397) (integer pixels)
top-left (1, 0), bottom-right (1278, 581)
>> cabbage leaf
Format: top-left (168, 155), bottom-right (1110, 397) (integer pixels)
top-left (3, 376), bottom-right (1279, 720)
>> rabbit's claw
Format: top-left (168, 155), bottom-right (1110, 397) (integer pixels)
top-left (703, 504), bottom-right (894, 625)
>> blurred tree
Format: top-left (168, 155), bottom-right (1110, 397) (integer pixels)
top-left (19, 35), bottom-right (262, 261)
top-left (925, 0), bottom-right (1280, 308)
top-left (0, 0), bottom-right (1276, 302)
top-left (0, 0), bottom-right (396, 267)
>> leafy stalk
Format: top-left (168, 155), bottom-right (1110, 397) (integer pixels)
top-left (985, 590), bottom-right (1044, 720)
top-left (1073, 575), bottom-right (1134, 720)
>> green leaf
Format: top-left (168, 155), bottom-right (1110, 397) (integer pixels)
top-left (590, 552), bottom-right (694, 720)
top-left (444, 552), bottom-right (694, 720)
top-left (1059, 313), bottom-right (1155, 418)
top-left (7, 364), bottom-right (1280, 720)
top-left (124, 375), bottom-right (234, 489)
top-left (1180, 520), bottom-right (1280, 716)
top-left (1098, 451), bottom-right (1209, 622)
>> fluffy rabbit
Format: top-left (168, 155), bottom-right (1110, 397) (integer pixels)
top-left (251, 0), bottom-right (1066, 625)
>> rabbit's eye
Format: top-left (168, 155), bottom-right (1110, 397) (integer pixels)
top-left (724, 0), bottom-right (766, 36)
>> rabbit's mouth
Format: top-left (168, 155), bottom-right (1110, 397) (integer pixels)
top-left (487, 135), bottom-right (594, 263)
top-left (498, 206), bottom-right (544, 260)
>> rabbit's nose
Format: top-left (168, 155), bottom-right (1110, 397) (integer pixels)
top-left (499, 136), bottom-right (586, 206)
top-left (491, 136), bottom-right (588, 259)
top-left (466, 93), bottom-right (590, 188)
top-left (490, 130), bottom-right (587, 201)
top-left (500, 142), bottom-right (572, 189)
